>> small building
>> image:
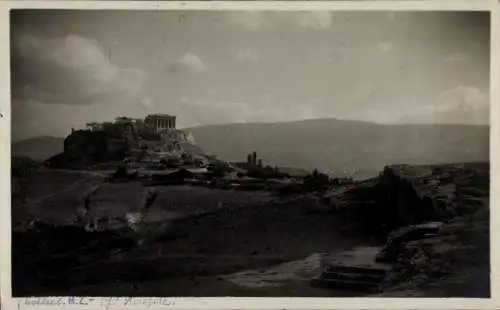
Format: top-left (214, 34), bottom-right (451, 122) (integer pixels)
top-left (114, 117), bottom-right (133, 124)
top-left (85, 122), bottom-right (103, 131)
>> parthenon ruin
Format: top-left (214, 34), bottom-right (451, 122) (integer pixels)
top-left (144, 114), bottom-right (177, 133)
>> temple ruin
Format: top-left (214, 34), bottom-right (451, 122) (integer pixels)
top-left (144, 114), bottom-right (176, 134)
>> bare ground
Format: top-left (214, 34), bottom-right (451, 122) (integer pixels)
top-left (12, 169), bottom-right (378, 297)
top-left (12, 165), bottom-right (489, 297)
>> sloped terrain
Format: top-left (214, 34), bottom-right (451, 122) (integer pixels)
top-left (329, 162), bottom-right (490, 297)
top-left (12, 136), bottom-right (64, 161)
top-left (186, 119), bottom-right (489, 177)
top-left (11, 161), bottom-right (489, 297)
top-left (12, 177), bottom-right (375, 296)
top-left (376, 216), bottom-right (489, 297)
top-left (15, 119), bottom-right (489, 178)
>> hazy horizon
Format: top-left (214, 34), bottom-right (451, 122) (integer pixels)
top-left (12, 117), bottom-right (491, 143)
top-left (11, 10), bottom-right (490, 141)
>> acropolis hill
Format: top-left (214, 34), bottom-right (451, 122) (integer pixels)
top-left (47, 114), bottom-right (210, 169)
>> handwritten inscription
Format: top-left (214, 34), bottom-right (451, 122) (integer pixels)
top-left (18, 298), bottom-right (94, 308)
top-left (103, 297), bottom-right (176, 307)
top-left (17, 297), bottom-right (176, 309)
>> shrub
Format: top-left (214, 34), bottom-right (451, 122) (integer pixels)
top-left (207, 161), bottom-right (232, 177)
top-left (303, 169), bottom-right (331, 191)
top-left (247, 165), bottom-right (289, 180)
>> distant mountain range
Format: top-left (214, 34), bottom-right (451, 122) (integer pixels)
top-left (12, 119), bottom-right (489, 179)
top-left (184, 119), bottom-right (489, 179)
top-left (11, 136), bottom-right (64, 161)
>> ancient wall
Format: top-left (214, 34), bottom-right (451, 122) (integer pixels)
top-left (160, 129), bottom-right (188, 151)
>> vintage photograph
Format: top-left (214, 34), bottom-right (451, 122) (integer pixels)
top-left (10, 9), bottom-right (490, 297)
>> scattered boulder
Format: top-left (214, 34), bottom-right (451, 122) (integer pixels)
top-left (296, 194), bottom-right (332, 213)
top-left (376, 222), bottom-right (443, 263)
top-left (379, 215), bottom-right (489, 296)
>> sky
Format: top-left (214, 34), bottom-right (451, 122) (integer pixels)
top-left (10, 10), bottom-right (490, 141)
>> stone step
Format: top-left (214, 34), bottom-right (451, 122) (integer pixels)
top-left (311, 278), bottom-right (380, 293)
top-left (326, 265), bottom-right (388, 276)
top-left (321, 271), bottom-right (386, 283)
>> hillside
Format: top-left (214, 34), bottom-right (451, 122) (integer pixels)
top-left (12, 161), bottom-right (489, 297)
top-left (12, 119), bottom-right (489, 179)
top-left (11, 136), bottom-right (64, 161)
top-left (185, 119), bottom-right (489, 179)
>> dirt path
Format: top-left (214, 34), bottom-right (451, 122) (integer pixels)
top-left (18, 173), bottom-right (103, 207)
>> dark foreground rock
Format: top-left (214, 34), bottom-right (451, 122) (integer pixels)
top-left (322, 162), bottom-right (489, 297)
top-left (375, 163), bottom-right (489, 297)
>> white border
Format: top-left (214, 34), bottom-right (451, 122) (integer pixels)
top-left (0, 0), bottom-right (495, 11)
top-left (0, 1), bottom-right (498, 310)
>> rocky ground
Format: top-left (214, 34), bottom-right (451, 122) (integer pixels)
top-left (11, 161), bottom-right (490, 297)
top-left (12, 167), bottom-right (377, 296)
top-left (373, 163), bottom-right (490, 297)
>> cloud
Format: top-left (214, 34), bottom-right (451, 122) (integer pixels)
top-left (170, 53), bottom-right (207, 73)
top-left (227, 11), bottom-right (266, 31)
top-left (280, 11), bottom-right (332, 30)
top-left (11, 34), bottom-right (149, 105)
top-left (301, 12), bottom-right (332, 29)
top-left (179, 97), bottom-right (251, 126)
top-left (236, 50), bottom-right (260, 63)
top-left (11, 97), bottom-right (155, 141)
top-left (338, 86), bottom-right (489, 125)
top-left (176, 95), bottom-right (324, 128)
top-left (445, 53), bottom-right (468, 63)
top-left (378, 42), bottom-right (394, 53)
top-left (139, 97), bottom-right (154, 109)
top-left (396, 86), bottom-right (489, 125)
top-left (206, 89), bottom-right (218, 96)
top-left (227, 11), bottom-right (332, 30)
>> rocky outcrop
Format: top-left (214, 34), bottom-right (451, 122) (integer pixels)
top-left (323, 162), bottom-right (489, 296)
top-left (325, 179), bottom-right (393, 238)
top-left (328, 162), bottom-right (488, 235)
top-left (374, 163), bottom-right (489, 297)
top-left (375, 222), bottom-right (442, 261)
top-left (377, 214), bottom-right (489, 297)
top-left (379, 163), bottom-right (489, 225)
